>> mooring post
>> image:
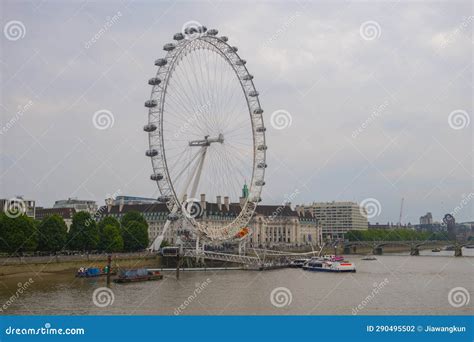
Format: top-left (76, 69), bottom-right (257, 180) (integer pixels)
top-left (106, 254), bottom-right (112, 286)
top-left (176, 252), bottom-right (180, 280)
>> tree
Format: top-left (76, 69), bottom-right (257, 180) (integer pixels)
top-left (37, 214), bottom-right (68, 252)
top-left (121, 220), bottom-right (149, 252)
top-left (67, 212), bottom-right (99, 252)
top-left (97, 216), bottom-right (121, 251)
top-left (0, 213), bottom-right (37, 254)
top-left (101, 224), bottom-right (124, 253)
top-left (121, 211), bottom-right (147, 229)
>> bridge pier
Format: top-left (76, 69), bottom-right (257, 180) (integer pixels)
top-left (410, 247), bottom-right (419, 256)
top-left (343, 246), bottom-right (350, 254)
top-left (373, 247), bottom-right (383, 255)
top-left (454, 245), bottom-right (462, 257)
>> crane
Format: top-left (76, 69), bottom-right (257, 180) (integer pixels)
top-left (398, 197), bottom-right (404, 228)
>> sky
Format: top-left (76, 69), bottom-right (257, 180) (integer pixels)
top-left (0, 0), bottom-right (473, 224)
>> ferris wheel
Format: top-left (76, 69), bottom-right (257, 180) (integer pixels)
top-left (144, 25), bottom-right (266, 250)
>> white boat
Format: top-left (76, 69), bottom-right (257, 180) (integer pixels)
top-left (321, 254), bottom-right (345, 261)
top-left (303, 257), bottom-right (356, 273)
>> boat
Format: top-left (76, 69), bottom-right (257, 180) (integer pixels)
top-left (432, 248), bottom-right (441, 252)
top-left (289, 258), bottom-right (310, 268)
top-left (113, 268), bottom-right (163, 283)
top-left (303, 257), bottom-right (356, 273)
top-left (361, 255), bottom-right (377, 260)
top-left (322, 255), bottom-right (345, 262)
top-left (76, 267), bottom-right (116, 278)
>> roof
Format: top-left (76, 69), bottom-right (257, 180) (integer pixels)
top-left (98, 201), bottom-right (316, 221)
top-left (35, 207), bottom-right (76, 219)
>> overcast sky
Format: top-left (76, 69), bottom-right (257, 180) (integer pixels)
top-left (1, 0), bottom-right (472, 224)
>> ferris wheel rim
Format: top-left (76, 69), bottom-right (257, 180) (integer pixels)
top-left (145, 29), bottom-right (266, 241)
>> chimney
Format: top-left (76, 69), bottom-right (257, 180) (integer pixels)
top-left (239, 196), bottom-right (245, 208)
top-left (216, 196), bottom-right (222, 211)
top-left (200, 193), bottom-right (206, 210)
top-left (119, 197), bottom-right (125, 212)
top-left (106, 198), bottom-right (112, 213)
top-left (224, 196), bottom-right (229, 211)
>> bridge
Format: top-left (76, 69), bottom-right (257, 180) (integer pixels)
top-left (342, 240), bottom-right (466, 256)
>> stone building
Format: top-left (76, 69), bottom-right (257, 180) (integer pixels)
top-left (98, 194), bottom-right (321, 249)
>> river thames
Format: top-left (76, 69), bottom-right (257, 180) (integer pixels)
top-left (1, 253), bottom-right (472, 315)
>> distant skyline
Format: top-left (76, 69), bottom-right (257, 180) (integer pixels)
top-left (1, 1), bottom-right (472, 224)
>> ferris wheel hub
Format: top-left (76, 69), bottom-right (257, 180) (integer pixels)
top-left (188, 133), bottom-right (224, 147)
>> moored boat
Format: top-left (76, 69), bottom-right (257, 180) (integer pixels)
top-left (303, 257), bottom-right (356, 273)
top-left (322, 255), bottom-right (345, 262)
top-left (362, 255), bottom-right (377, 260)
top-left (76, 266), bottom-right (116, 278)
top-left (432, 248), bottom-right (441, 252)
top-left (113, 268), bottom-right (163, 283)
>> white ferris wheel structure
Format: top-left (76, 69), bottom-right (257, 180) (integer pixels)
top-left (144, 25), bottom-right (266, 250)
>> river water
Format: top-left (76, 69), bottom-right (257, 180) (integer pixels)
top-left (1, 253), bottom-right (473, 315)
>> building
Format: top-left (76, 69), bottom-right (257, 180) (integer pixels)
top-left (53, 198), bottom-right (97, 214)
top-left (112, 196), bottom-right (158, 205)
top-left (296, 201), bottom-right (368, 239)
top-left (35, 207), bottom-right (76, 231)
top-left (419, 212), bottom-right (433, 225)
top-left (98, 194), bottom-right (321, 249)
top-left (0, 197), bottom-right (36, 218)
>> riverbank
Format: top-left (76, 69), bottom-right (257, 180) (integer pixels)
top-left (0, 253), bottom-right (160, 277)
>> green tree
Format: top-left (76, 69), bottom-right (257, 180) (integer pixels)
top-left (121, 211), bottom-right (147, 229)
top-left (37, 214), bottom-right (68, 252)
top-left (0, 213), bottom-right (37, 254)
top-left (97, 216), bottom-right (121, 251)
top-left (67, 212), bottom-right (99, 251)
top-left (121, 212), bottom-right (149, 252)
top-left (101, 224), bottom-right (124, 253)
